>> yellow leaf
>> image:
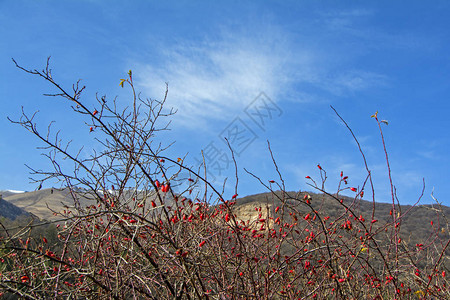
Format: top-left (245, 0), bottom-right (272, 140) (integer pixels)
top-left (177, 158), bottom-right (182, 163)
top-left (128, 70), bottom-right (132, 77)
top-left (371, 111), bottom-right (378, 119)
top-left (415, 290), bottom-right (425, 296)
top-left (119, 79), bottom-right (126, 88)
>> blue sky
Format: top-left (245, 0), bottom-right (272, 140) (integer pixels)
top-left (1, 1), bottom-right (449, 206)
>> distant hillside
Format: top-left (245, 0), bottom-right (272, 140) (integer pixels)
top-left (4, 187), bottom-right (449, 250)
top-left (0, 190), bottom-right (26, 198)
top-left (2, 188), bottom-right (163, 221)
top-left (234, 190), bottom-right (450, 254)
top-left (3, 188), bottom-right (95, 221)
top-left (0, 196), bottom-right (31, 220)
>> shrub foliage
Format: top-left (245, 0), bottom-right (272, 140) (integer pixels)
top-left (0, 60), bottom-right (448, 299)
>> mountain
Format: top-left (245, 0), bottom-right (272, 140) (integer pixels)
top-left (0, 189), bottom-right (26, 198)
top-left (3, 188), bottom-right (449, 250)
top-left (0, 194), bottom-right (31, 220)
top-left (235, 190), bottom-right (450, 251)
top-left (2, 188), bottom-right (162, 221)
top-left (2, 188), bottom-right (94, 221)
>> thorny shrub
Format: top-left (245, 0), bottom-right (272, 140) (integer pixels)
top-left (0, 59), bottom-right (449, 299)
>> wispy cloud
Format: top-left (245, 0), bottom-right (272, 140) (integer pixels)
top-left (133, 11), bottom-right (390, 130)
top-left (324, 70), bottom-right (388, 96)
top-left (135, 27), bottom-right (305, 129)
top-left (415, 138), bottom-right (446, 161)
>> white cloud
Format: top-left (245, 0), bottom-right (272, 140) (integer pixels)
top-left (133, 26), bottom-right (320, 129)
top-left (133, 16), bottom-right (390, 130)
top-left (326, 70), bottom-right (388, 95)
